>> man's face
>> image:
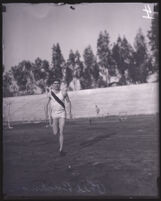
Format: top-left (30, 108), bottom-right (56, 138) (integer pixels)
top-left (52, 81), bottom-right (60, 90)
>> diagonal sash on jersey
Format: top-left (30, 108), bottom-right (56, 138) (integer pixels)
top-left (51, 90), bottom-right (65, 109)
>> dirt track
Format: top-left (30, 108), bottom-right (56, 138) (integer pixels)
top-left (3, 115), bottom-right (159, 198)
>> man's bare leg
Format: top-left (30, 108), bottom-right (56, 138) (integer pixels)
top-left (52, 118), bottom-right (59, 135)
top-left (59, 117), bottom-right (65, 152)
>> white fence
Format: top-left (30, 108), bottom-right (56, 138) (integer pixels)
top-left (3, 83), bottom-right (159, 123)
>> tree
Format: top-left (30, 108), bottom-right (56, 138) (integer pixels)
top-left (3, 71), bottom-right (14, 97)
top-left (67, 50), bottom-right (75, 70)
top-left (32, 58), bottom-right (50, 92)
top-left (97, 30), bottom-right (115, 85)
top-left (64, 65), bottom-right (73, 86)
top-left (132, 29), bottom-right (149, 83)
top-left (147, 7), bottom-right (159, 72)
top-left (75, 50), bottom-right (84, 78)
top-left (33, 57), bottom-right (43, 81)
top-left (51, 43), bottom-right (65, 80)
top-left (11, 60), bottom-right (34, 94)
top-left (82, 46), bottom-right (99, 89)
top-left (112, 36), bottom-right (134, 85)
top-left (66, 50), bottom-right (75, 85)
top-left (67, 50), bottom-right (83, 89)
top-left (67, 50), bottom-right (83, 79)
top-left (97, 31), bottom-right (111, 67)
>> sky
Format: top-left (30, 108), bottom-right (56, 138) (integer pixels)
top-left (2, 3), bottom-right (155, 71)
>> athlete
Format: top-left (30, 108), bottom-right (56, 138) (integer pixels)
top-left (46, 79), bottom-right (72, 155)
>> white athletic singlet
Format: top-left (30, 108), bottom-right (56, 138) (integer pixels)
top-left (49, 90), bottom-right (66, 118)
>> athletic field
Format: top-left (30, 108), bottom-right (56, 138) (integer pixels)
top-left (3, 114), bottom-right (159, 199)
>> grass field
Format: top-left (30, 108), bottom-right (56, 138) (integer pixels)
top-left (3, 115), bottom-right (159, 199)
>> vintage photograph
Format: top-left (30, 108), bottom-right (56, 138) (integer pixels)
top-left (2, 2), bottom-right (159, 199)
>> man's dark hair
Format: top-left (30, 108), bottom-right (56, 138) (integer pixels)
top-left (53, 79), bottom-right (61, 83)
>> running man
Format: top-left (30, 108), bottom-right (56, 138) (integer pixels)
top-left (46, 79), bottom-right (72, 155)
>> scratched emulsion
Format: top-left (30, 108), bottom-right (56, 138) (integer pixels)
top-left (3, 115), bottom-right (159, 197)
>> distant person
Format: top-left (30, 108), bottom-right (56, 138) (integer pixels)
top-left (5, 101), bottom-right (13, 129)
top-left (88, 104), bottom-right (100, 125)
top-left (95, 104), bottom-right (100, 116)
top-left (46, 79), bottom-right (72, 155)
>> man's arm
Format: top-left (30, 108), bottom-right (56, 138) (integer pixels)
top-left (46, 97), bottom-right (52, 124)
top-left (64, 92), bottom-right (72, 118)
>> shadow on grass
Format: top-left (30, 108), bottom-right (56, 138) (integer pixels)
top-left (80, 132), bottom-right (117, 148)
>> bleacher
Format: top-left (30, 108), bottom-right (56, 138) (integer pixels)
top-left (3, 83), bottom-right (158, 123)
